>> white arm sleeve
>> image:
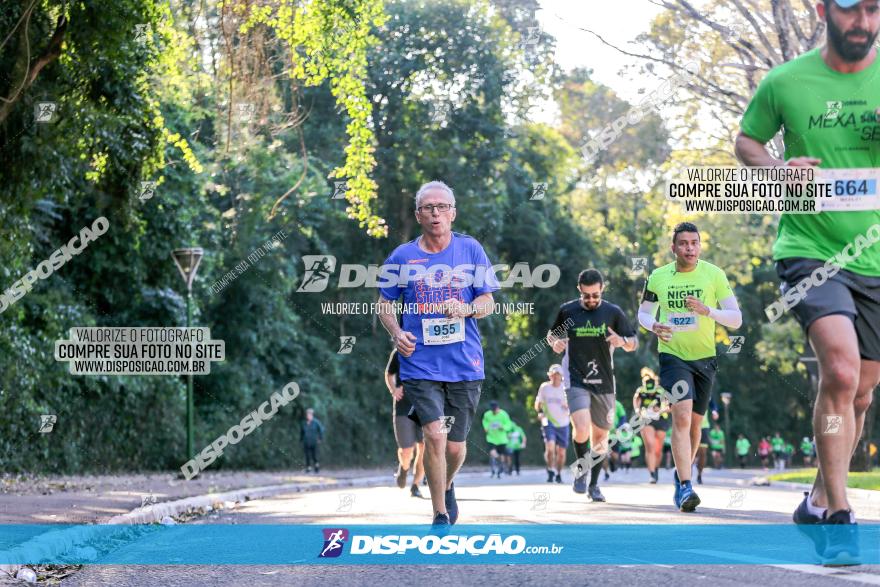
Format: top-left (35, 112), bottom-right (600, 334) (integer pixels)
top-left (708, 295), bottom-right (742, 329)
top-left (638, 300), bottom-right (658, 332)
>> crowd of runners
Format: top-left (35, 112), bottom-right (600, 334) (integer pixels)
top-left (371, 0), bottom-right (880, 566)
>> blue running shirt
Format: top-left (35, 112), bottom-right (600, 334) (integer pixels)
top-left (379, 232), bottom-right (499, 382)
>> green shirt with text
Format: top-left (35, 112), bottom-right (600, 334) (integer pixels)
top-left (740, 47), bottom-right (880, 276)
top-left (643, 260), bottom-right (734, 360)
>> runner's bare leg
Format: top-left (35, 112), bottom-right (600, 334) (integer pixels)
top-left (446, 440), bottom-right (467, 490)
top-left (423, 420), bottom-right (448, 514)
top-left (671, 400), bottom-right (694, 481)
top-left (808, 315), bottom-right (861, 513)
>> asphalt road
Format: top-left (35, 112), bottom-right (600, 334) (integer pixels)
top-left (59, 467), bottom-right (880, 586)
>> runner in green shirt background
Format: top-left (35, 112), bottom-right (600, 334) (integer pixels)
top-left (506, 422), bottom-right (526, 476)
top-left (631, 434), bottom-right (643, 465)
top-left (482, 401), bottom-right (512, 478)
top-left (709, 424), bottom-right (726, 469)
top-left (800, 436), bottom-right (815, 467)
top-left (771, 432), bottom-right (786, 471)
top-left (735, 434), bottom-right (751, 469)
top-left (785, 441), bottom-right (796, 470)
top-left (613, 424), bottom-right (633, 472)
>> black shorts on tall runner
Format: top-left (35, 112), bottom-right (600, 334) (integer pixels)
top-left (648, 416), bottom-right (670, 432)
top-left (402, 378), bottom-right (482, 442)
top-left (776, 257), bottom-right (880, 361)
top-left (659, 353), bottom-right (717, 416)
top-left (488, 442), bottom-right (509, 456)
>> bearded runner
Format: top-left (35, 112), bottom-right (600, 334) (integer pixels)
top-left (547, 268), bottom-right (638, 503)
top-left (735, 1), bottom-right (880, 561)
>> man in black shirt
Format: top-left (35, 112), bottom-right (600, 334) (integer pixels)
top-left (386, 349), bottom-right (426, 497)
top-left (547, 269), bottom-right (638, 502)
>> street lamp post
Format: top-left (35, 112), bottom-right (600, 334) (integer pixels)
top-left (721, 392), bottom-right (732, 468)
top-left (172, 248), bottom-right (204, 463)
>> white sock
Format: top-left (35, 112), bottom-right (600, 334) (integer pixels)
top-left (806, 492), bottom-right (827, 517)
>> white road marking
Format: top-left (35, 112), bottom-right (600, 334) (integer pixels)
top-left (685, 549), bottom-right (880, 585)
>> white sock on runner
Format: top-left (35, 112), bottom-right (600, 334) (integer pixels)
top-left (806, 492), bottom-right (827, 518)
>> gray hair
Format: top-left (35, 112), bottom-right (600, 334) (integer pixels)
top-left (414, 181), bottom-right (456, 209)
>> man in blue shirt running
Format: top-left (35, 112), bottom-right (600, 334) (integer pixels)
top-left (377, 180), bottom-right (499, 528)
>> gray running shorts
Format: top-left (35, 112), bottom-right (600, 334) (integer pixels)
top-left (565, 386), bottom-right (616, 430)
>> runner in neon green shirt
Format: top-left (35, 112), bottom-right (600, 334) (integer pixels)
top-left (483, 402), bottom-right (512, 478)
top-left (709, 424), bottom-right (726, 469)
top-left (735, 434), bottom-right (751, 469)
top-left (800, 436), bottom-right (815, 467)
top-left (639, 222), bottom-right (742, 512)
top-left (615, 424), bottom-right (634, 472)
top-left (506, 422), bottom-right (526, 476)
top-left (615, 400), bottom-right (627, 427)
top-left (771, 432), bottom-right (786, 471)
top-left (735, 1), bottom-right (880, 531)
top-left (631, 434), bottom-right (643, 461)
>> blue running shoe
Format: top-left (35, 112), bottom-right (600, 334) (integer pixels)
top-left (822, 510), bottom-right (860, 567)
top-left (673, 470), bottom-right (682, 508)
top-left (431, 512), bottom-right (451, 535)
top-left (679, 481), bottom-right (701, 512)
top-left (445, 483), bottom-right (459, 525)
top-left (573, 472), bottom-right (587, 494)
